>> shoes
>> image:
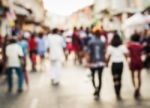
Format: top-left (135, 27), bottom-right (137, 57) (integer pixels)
top-left (117, 95), bottom-right (122, 101)
top-left (51, 80), bottom-right (60, 86)
top-left (93, 89), bottom-right (98, 96)
top-left (93, 88), bottom-right (100, 101)
top-left (134, 89), bottom-right (141, 100)
top-left (94, 94), bottom-right (100, 101)
top-left (18, 89), bottom-right (23, 93)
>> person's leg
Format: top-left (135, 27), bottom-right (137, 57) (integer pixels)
top-left (51, 60), bottom-right (61, 85)
top-left (15, 67), bottom-right (24, 92)
top-left (29, 51), bottom-right (34, 72)
top-left (0, 64), bottom-right (3, 75)
top-left (6, 68), bottom-right (13, 92)
top-left (23, 57), bottom-right (29, 87)
top-left (31, 51), bottom-right (37, 72)
top-left (96, 67), bottom-right (103, 97)
top-left (50, 60), bottom-right (56, 83)
top-left (74, 51), bottom-right (78, 64)
top-left (90, 68), bottom-right (96, 89)
top-left (24, 68), bottom-right (29, 88)
top-left (55, 61), bottom-right (62, 84)
top-left (78, 51), bottom-right (83, 64)
top-left (137, 70), bottom-right (141, 90)
top-left (131, 70), bottom-right (136, 88)
top-left (112, 63), bottom-right (123, 100)
top-left (135, 70), bottom-right (142, 98)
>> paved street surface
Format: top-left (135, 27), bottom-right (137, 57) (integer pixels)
top-left (0, 58), bottom-right (150, 108)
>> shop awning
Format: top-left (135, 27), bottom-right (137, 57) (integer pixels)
top-left (43, 0), bottom-right (94, 16)
top-left (13, 4), bottom-right (31, 16)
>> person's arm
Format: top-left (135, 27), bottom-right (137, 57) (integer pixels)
top-left (122, 45), bottom-right (129, 61)
top-left (83, 41), bottom-right (92, 68)
top-left (5, 46), bottom-right (8, 63)
top-left (46, 36), bottom-right (50, 53)
top-left (61, 37), bottom-right (67, 53)
top-left (105, 46), bottom-right (111, 67)
top-left (18, 46), bottom-right (24, 67)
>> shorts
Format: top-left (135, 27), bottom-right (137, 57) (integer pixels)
top-left (38, 50), bottom-right (45, 57)
top-left (29, 50), bottom-right (37, 63)
top-left (29, 50), bottom-right (37, 59)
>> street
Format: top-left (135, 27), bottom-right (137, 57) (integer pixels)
top-left (0, 58), bottom-right (150, 108)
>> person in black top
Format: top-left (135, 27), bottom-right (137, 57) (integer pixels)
top-left (85, 30), bottom-right (106, 100)
top-left (143, 30), bottom-right (150, 70)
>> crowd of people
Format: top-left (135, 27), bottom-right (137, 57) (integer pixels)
top-left (0, 26), bottom-right (149, 101)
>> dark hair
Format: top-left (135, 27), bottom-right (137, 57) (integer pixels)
top-left (31, 35), bottom-right (35, 38)
top-left (86, 27), bottom-right (89, 34)
top-left (52, 28), bottom-right (58, 34)
top-left (131, 34), bottom-right (140, 42)
top-left (9, 38), bottom-right (17, 44)
top-left (38, 33), bottom-right (43, 38)
top-left (80, 26), bottom-right (83, 30)
top-left (73, 27), bottom-right (77, 31)
top-left (94, 30), bottom-right (100, 37)
top-left (111, 33), bottom-right (122, 47)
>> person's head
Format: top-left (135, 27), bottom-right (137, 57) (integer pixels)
top-left (131, 33), bottom-right (140, 42)
top-left (18, 35), bottom-right (23, 41)
top-left (73, 27), bottom-right (77, 32)
top-left (101, 26), bottom-right (104, 31)
top-left (80, 26), bottom-right (83, 30)
top-left (111, 33), bottom-right (122, 47)
top-left (52, 28), bottom-right (58, 34)
top-left (38, 33), bottom-right (43, 38)
top-left (9, 38), bottom-right (17, 44)
top-left (60, 30), bottom-right (64, 35)
top-left (0, 36), bottom-right (2, 43)
top-left (86, 27), bottom-right (89, 34)
top-left (94, 30), bottom-right (100, 38)
top-left (31, 34), bottom-right (35, 39)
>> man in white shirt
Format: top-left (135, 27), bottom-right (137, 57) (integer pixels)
top-left (47, 29), bottom-right (66, 85)
top-left (6, 38), bottom-right (24, 93)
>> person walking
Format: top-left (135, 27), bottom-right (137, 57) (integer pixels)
top-left (18, 35), bottom-right (29, 89)
top-left (6, 38), bottom-right (24, 93)
top-left (37, 33), bottom-right (46, 72)
top-left (143, 30), bottom-right (150, 70)
top-left (106, 32), bottom-right (128, 100)
top-left (0, 36), bottom-right (5, 75)
top-left (72, 27), bottom-right (82, 64)
top-left (47, 28), bottom-right (66, 86)
top-left (128, 33), bottom-right (144, 99)
top-left (28, 34), bottom-right (37, 72)
top-left (85, 30), bottom-right (106, 100)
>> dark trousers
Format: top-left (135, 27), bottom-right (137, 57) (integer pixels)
top-left (90, 67), bottom-right (103, 96)
top-left (111, 62), bottom-right (123, 97)
top-left (6, 67), bottom-right (24, 91)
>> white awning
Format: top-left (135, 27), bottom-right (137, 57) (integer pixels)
top-left (123, 13), bottom-right (145, 28)
top-left (43, 0), bottom-right (94, 16)
top-left (13, 5), bottom-right (30, 16)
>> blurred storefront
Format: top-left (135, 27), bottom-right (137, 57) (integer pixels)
top-left (0, 0), bottom-right (46, 37)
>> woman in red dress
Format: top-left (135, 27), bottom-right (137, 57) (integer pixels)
top-left (72, 27), bottom-right (82, 64)
top-left (128, 33), bottom-right (144, 100)
top-left (28, 34), bottom-right (37, 72)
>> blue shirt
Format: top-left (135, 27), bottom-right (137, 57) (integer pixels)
top-left (18, 40), bottom-right (28, 56)
top-left (87, 36), bottom-right (106, 63)
top-left (37, 37), bottom-right (46, 54)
